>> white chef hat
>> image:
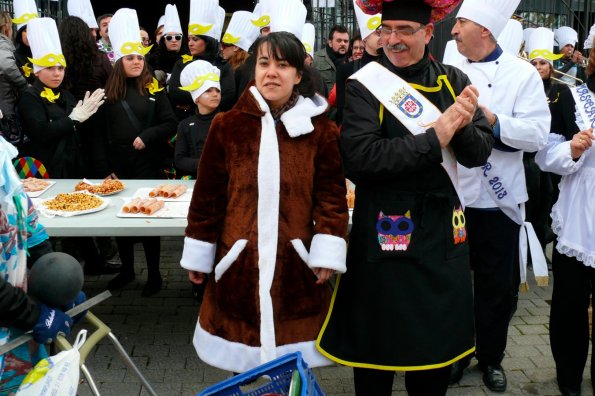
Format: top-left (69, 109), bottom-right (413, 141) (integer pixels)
top-left (302, 23), bottom-right (315, 59)
top-left (527, 27), bottom-right (562, 64)
top-left (554, 26), bottom-right (578, 49)
top-left (456, 0), bottom-right (520, 38)
top-left (67, 0), bottom-right (98, 29)
top-left (212, 6), bottom-right (226, 42)
top-left (353, 0), bottom-right (381, 40)
top-left (163, 4), bottom-right (182, 35)
top-left (584, 24), bottom-right (595, 50)
top-left (27, 17), bottom-right (65, 73)
top-left (188, 0), bottom-right (219, 40)
top-left (523, 27), bottom-right (535, 45)
top-left (157, 15), bottom-right (165, 29)
top-left (222, 11), bottom-right (260, 52)
top-left (497, 19), bottom-right (523, 56)
top-left (12, 0), bottom-right (39, 31)
top-left (251, 0), bottom-right (272, 30)
top-left (269, 0), bottom-right (307, 38)
top-left (179, 59), bottom-right (221, 103)
top-left (109, 8), bottom-right (150, 61)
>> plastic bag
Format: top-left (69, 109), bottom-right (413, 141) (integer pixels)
top-left (16, 329), bottom-right (87, 396)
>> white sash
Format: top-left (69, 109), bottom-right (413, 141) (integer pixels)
top-left (571, 83), bottom-right (595, 129)
top-left (350, 62), bottom-right (464, 207)
top-left (476, 158), bottom-right (549, 289)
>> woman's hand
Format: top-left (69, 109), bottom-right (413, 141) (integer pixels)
top-left (189, 271), bottom-right (207, 285)
top-left (312, 268), bottom-right (335, 285)
top-left (133, 137), bottom-right (146, 150)
top-left (570, 129), bottom-right (593, 159)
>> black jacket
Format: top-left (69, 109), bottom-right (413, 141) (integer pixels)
top-left (545, 79), bottom-right (579, 140)
top-left (91, 79), bottom-right (178, 179)
top-left (175, 110), bottom-right (219, 177)
top-left (318, 52), bottom-right (494, 369)
top-left (18, 80), bottom-right (83, 178)
top-left (342, 53), bottom-right (493, 188)
top-left (0, 277), bottom-right (39, 331)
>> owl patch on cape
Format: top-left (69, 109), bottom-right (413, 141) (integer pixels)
top-left (376, 210), bottom-right (414, 251)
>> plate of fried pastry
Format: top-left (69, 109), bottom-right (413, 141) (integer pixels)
top-left (75, 179), bottom-right (125, 196)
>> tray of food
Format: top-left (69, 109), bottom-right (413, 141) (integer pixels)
top-left (36, 191), bottom-right (109, 217)
top-left (131, 184), bottom-right (192, 201)
top-left (117, 197), bottom-right (190, 218)
top-left (75, 179), bottom-right (125, 196)
top-left (22, 178), bottom-right (55, 198)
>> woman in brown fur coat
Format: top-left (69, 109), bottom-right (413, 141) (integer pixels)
top-left (180, 32), bottom-right (349, 373)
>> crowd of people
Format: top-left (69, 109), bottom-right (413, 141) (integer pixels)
top-left (1, 0), bottom-right (595, 394)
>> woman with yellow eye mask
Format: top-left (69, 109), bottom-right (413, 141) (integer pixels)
top-left (168, 0), bottom-right (235, 121)
top-left (90, 8), bottom-right (177, 298)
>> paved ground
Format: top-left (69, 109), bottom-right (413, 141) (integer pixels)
top-left (69, 237), bottom-right (591, 395)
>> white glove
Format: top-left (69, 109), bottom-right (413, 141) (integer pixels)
top-left (69, 88), bottom-right (105, 123)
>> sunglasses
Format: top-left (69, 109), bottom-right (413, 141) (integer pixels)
top-left (165, 34), bottom-right (182, 41)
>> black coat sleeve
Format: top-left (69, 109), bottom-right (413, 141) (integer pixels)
top-left (174, 121), bottom-right (199, 174)
top-left (218, 62), bottom-right (236, 111)
top-left (0, 277), bottom-right (40, 331)
top-left (139, 91), bottom-right (178, 146)
top-left (553, 84), bottom-right (580, 140)
top-left (168, 60), bottom-right (194, 109)
top-left (18, 92), bottom-right (76, 143)
top-left (341, 80), bottom-right (443, 181)
top-left (335, 62), bottom-right (351, 125)
top-left (88, 106), bottom-right (112, 177)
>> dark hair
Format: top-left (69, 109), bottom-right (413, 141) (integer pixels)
top-left (252, 32), bottom-right (315, 98)
top-left (104, 58), bottom-right (153, 103)
top-left (328, 25), bottom-right (348, 41)
top-left (196, 35), bottom-right (220, 62)
top-left (15, 25), bottom-right (27, 47)
top-left (97, 14), bottom-right (112, 27)
top-left (348, 35), bottom-right (362, 58)
top-left (59, 16), bottom-right (98, 91)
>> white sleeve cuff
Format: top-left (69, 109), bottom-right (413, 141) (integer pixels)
top-left (307, 234), bottom-right (347, 273)
top-left (180, 237), bottom-right (216, 273)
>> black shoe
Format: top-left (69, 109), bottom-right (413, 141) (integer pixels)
top-left (108, 272), bottom-right (135, 290)
top-left (558, 384), bottom-right (581, 396)
top-left (84, 260), bottom-right (122, 275)
top-left (449, 358), bottom-right (471, 385)
top-left (480, 364), bottom-right (507, 392)
top-left (142, 276), bottom-right (162, 297)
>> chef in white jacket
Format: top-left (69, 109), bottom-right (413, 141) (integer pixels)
top-left (444, 0), bottom-right (550, 392)
top-left (536, 40), bottom-right (595, 395)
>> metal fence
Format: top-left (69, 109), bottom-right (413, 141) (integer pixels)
top-left (0, 0), bottom-right (66, 22)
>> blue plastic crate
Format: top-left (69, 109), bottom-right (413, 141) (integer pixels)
top-left (197, 352), bottom-right (325, 396)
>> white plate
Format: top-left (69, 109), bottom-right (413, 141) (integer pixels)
top-left (131, 187), bottom-right (193, 202)
top-left (37, 192), bottom-right (110, 217)
top-left (116, 197), bottom-right (190, 218)
top-left (75, 179), bottom-right (126, 196)
top-left (23, 180), bottom-right (56, 198)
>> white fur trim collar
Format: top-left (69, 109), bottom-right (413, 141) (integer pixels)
top-left (249, 86), bottom-right (328, 138)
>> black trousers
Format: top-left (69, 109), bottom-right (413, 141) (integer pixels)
top-left (466, 208), bottom-right (520, 366)
top-left (550, 248), bottom-right (595, 390)
top-left (353, 366), bottom-right (451, 396)
top-left (115, 236), bottom-right (161, 278)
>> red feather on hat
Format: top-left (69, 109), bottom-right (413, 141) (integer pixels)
top-left (356, 0), bottom-right (462, 23)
